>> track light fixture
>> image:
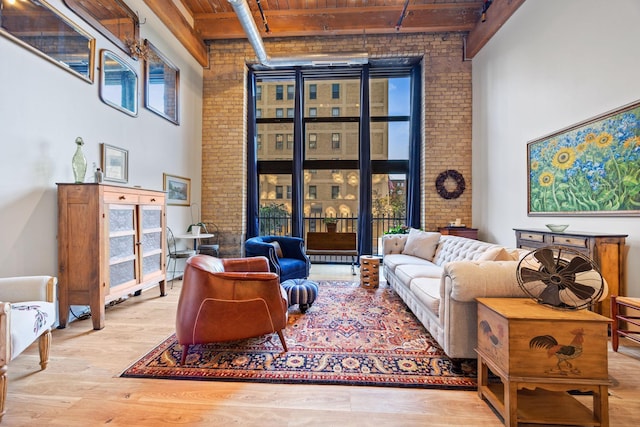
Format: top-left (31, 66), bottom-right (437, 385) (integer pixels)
top-left (481, 0), bottom-right (493, 22)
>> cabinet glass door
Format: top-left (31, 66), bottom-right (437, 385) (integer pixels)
top-left (138, 204), bottom-right (164, 282)
top-left (108, 204), bottom-right (138, 288)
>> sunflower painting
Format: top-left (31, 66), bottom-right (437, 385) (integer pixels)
top-left (528, 101), bottom-right (640, 216)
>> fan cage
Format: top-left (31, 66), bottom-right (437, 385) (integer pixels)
top-left (516, 246), bottom-right (605, 311)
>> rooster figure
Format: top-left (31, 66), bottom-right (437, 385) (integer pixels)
top-left (529, 328), bottom-right (584, 373)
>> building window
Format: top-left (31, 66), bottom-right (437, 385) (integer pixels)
top-left (309, 84), bottom-right (317, 100)
top-left (332, 133), bottom-right (341, 149)
top-left (256, 108), bottom-right (262, 118)
top-left (286, 134), bottom-right (293, 149)
top-left (331, 186), bottom-right (340, 199)
top-left (309, 107), bottom-right (317, 117)
top-left (276, 108), bottom-right (284, 118)
top-left (308, 185), bottom-right (317, 199)
top-left (286, 185), bottom-right (292, 199)
top-left (276, 134), bottom-right (283, 150)
top-left (332, 83), bottom-right (340, 99)
top-left (275, 85), bottom-right (283, 100)
top-left (257, 134), bottom-right (262, 150)
top-left (287, 108), bottom-right (294, 118)
top-left (287, 85), bottom-right (294, 100)
top-left (256, 85), bottom-right (262, 101)
top-left (331, 107), bottom-right (340, 117)
top-left (275, 185), bottom-right (283, 199)
top-left (309, 133), bottom-right (317, 149)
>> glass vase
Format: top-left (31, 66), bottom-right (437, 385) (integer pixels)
top-left (72, 137), bottom-right (87, 183)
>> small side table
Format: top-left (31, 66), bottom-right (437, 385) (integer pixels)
top-left (611, 295), bottom-right (640, 351)
top-left (359, 255), bottom-right (381, 288)
top-left (476, 298), bottom-right (610, 427)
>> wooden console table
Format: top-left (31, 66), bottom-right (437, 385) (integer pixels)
top-left (514, 228), bottom-right (626, 318)
top-left (306, 232), bottom-right (357, 274)
top-left (439, 226), bottom-right (478, 240)
top-left (476, 298), bottom-right (610, 427)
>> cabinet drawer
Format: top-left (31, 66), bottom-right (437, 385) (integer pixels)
top-left (518, 232), bottom-right (544, 242)
top-left (551, 235), bottom-right (588, 248)
top-left (104, 191), bottom-right (139, 204)
top-left (139, 194), bottom-right (164, 205)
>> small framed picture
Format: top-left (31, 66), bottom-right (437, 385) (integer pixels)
top-left (163, 173), bottom-right (190, 206)
top-left (101, 143), bottom-right (128, 183)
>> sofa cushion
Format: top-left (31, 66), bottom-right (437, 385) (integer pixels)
top-left (401, 229), bottom-right (441, 261)
top-left (383, 254), bottom-right (435, 274)
top-left (477, 246), bottom-right (514, 261)
top-left (395, 264), bottom-right (444, 284)
top-left (409, 277), bottom-right (441, 316)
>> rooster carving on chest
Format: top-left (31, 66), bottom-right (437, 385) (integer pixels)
top-left (529, 328), bottom-right (584, 374)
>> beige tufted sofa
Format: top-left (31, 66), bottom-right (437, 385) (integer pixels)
top-left (382, 230), bottom-right (526, 361)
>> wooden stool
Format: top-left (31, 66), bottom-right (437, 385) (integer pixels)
top-left (360, 255), bottom-right (381, 288)
top-left (611, 295), bottom-right (640, 351)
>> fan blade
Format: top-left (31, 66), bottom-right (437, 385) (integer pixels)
top-left (534, 248), bottom-right (557, 273)
top-left (520, 267), bottom-right (549, 283)
top-left (539, 284), bottom-right (562, 306)
top-left (564, 280), bottom-right (597, 300)
top-left (560, 256), bottom-right (592, 275)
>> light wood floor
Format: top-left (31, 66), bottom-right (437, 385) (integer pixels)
top-left (6, 264), bottom-right (640, 426)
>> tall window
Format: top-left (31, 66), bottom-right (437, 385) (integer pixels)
top-left (249, 61), bottom-right (421, 255)
top-left (256, 85), bottom-right (262, 101)
top-left (332, 83), bottom-right (340, 99)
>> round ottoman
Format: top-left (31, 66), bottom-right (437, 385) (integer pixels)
top-left (281, 278), bottom-right (319, 313)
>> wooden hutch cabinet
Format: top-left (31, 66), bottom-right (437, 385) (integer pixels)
top-left (57, 184), bottom-right (167, 330)
top-left (514, 228), bottom-right (627, 318)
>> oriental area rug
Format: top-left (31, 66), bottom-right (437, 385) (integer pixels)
top-left (120, 281), bottom-right (477, 390)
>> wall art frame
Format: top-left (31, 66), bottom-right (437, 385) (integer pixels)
top-left (101, 143), bottom-right (129, 183)
top-left (527, 100), bottom-right (640, 216)
top-left (163, 173), bottom-right (191, 206)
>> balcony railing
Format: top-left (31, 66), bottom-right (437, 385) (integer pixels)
top-left (258, 213), bottom-right (405, 258)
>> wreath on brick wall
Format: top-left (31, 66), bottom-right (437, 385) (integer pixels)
top-left (435, 169), bottom-right (466, 199)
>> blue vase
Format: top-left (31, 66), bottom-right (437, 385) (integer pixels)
top-left (72, 137), bottom-right (87, 183)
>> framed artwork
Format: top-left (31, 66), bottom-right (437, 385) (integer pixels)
top-left (163, 173), bottom-right (190, 206)
top-left (101, 143), bottom-right (128, 183)
top-left (527, 100), bottom-right (640, 216)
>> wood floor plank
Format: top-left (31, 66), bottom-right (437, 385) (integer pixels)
top-left (4, 264), bottom-right (640, 426)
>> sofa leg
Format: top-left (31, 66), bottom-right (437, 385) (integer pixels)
top-left (180, 345), bottom-right (190, 365)
top-left (38, 329), bottom-right (51, 370)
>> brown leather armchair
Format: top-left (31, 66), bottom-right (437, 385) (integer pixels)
top-left (176, 254), bottom-right (289, 365)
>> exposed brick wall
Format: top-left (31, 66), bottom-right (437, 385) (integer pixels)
top-left (202, 33), bottom-right (472, 256)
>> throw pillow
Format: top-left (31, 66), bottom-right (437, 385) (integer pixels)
top-left (401, 228), bottom-right (441, 261)
top-left (269, 241), bottom-right (283, 258)
top-left (478, 247), bottom-right (513, 261)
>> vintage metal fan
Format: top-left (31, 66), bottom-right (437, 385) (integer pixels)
top-left (516, 246), bottom-right (605, 310)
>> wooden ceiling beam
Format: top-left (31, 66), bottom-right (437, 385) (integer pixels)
top-left (464, 0), bottom-right (526, 58)
top-left (195, 4), bottom-right (482, 40)
top-left (143, 0), bottom-right (209, 67)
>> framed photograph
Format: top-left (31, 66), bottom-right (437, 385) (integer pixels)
top-left (527, 100), bottom-right (640, 216)
top-left (163, 173), bottom-right (190, 206)
top-left (101, 143), bottom-right (128, 183)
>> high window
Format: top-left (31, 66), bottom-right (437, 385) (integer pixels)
top-left (248, 61), bottom-right (421, 254)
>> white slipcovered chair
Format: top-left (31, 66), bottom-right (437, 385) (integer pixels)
top-left (0, 276), bottom-right (57, 422)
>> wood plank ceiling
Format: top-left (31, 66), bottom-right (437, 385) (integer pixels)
top-left (143, 0), bottom-right (526, 66)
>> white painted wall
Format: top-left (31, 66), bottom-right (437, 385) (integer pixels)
top-left (0, 0), bottom-right (203, 277)
top-left (472, 0), bottom-right (640, 296)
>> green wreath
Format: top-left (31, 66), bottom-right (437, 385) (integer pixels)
top-left (435, 169), bottom-right (466, 199)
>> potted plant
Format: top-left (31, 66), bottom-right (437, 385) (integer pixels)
top-left (324, 217), bottom-right (338, 233)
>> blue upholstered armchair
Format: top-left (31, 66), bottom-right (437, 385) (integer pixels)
top-left (244, 236), bottom-right (310, 281)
